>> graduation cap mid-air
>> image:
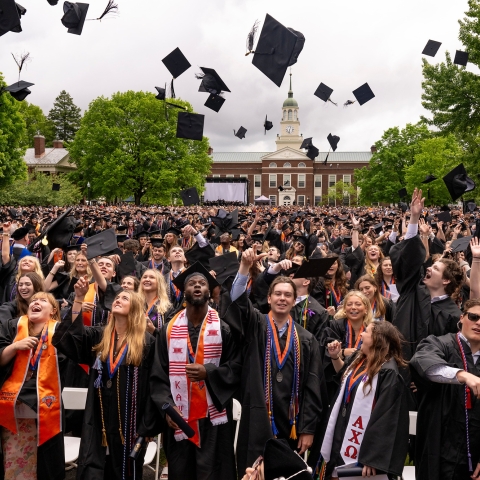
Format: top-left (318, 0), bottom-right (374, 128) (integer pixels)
top-left (421, 174), bottom-right (437, 184)
top-left (0, 0), bottom-right (26, 37)
top-left (248, 14), bottom-right (305, 87)
top-left (314, 82), bottom-right (337, 106)
top-left (52, 183), bottom-right (61, 191)
top-left (3, 80), bottom-right (34, 101)
top-left (154, 83), bottom-right (187, 119)
top-left (398, 187), bottom-right (408, 199)
top-left (176, 112), bottom-right (204, 141)
top-left (352, 83), bottom-right (375, 106)
top-left (443, 163), bottom-right (476, 201)
top-left (162, 47), bottom-right (191, 98)
top-left (422, 39), bottom-right (442, 57)
top-left (61, 2), bottom-right (90, 35)
top-left (323, 134), bottom-right (340, 165)
top-left (454, 50), bottom-right (469, 66)
top-left (204, 94), bottom-right (225, 113)
top-left (180, 187), bottom-right (200, 206)
top-left (264, 115), bottom-right (273, 134)
top-left (300, 137), bottom-right (319, 161)
top-left (234, 126), bottom-right (247, 139)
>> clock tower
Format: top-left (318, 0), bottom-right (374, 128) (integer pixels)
top-left (275, 72), bottom-right (303, 150)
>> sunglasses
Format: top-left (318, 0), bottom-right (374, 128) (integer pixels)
top-left (248, 456), bottom-right (264, 480)
top-left (463, 312), bottom-right (480, 322)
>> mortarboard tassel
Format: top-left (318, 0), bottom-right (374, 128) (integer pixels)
top-left (170, 79), bottom-right (176, 99)
top-left (327, 97), bottom-right (338, 107)
top-left (343, 99), bottom-right (356, 107)
top-left (11, 52), bottom-right (30, 82)
top-left (245, 19), bottom-right (259, 56)
top-left (324, 151), bottom-right (330, 165)
top-left (96, 0), bottom-right (118, 20)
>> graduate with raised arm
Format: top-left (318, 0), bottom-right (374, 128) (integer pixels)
top-left (390, 188), bottom-right (464, 360)
top-left (224, 248), bottom-right (324, 478)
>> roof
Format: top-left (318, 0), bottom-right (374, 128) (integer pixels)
top-left (210, 151), bottom-right (372, 163)
top-left (24, 147), bottom-right (70, 166)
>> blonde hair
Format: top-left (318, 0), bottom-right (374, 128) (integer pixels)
top-left (334, 290), bottom-right (373, 326)
top-left (140, 269), bottom-right (172, 315)
top-left (69, 251), bottom-right (93, 281)
top-left (15, 256), bottom-right (44, 282)
top-left (365, 245), bottom-right (384, 275)
top-left (29, 292), bottom-right (60, 322)
top-left (93, 290), bottom-right (146, 366)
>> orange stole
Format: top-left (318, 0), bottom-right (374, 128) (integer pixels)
top-left (80, 283), bottom-right (96, 374)
top-left (0, 316), bottom-right (62, 446)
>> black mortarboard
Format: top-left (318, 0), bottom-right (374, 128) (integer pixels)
top-left (8, 208), bottom-right (18, 218)
top-left (264, 115), bottom-right (273, 134)
top-left (33, 207), bottom-right (76, 249)
top-left (162, 48), bottom-right (191, 79)
top-left (436, 211), bottom-right (452, 223)
top-left (52, 183), bottom-right (61, 191)
top-left (281, 222), bottom-right (291, 232)
top-left (84, 228), bottom-right (118, 259)
top-left (454, 50), bottom-right (469, 67)
top-left (150, 239), bottom-right (164, 248)
top-left (293, 256), bottom-right (338, 279)
top-left (117, 224), bottom-right (127, 232)
top-left (209, 252), bottom-right (239, 285)
top-left (464, 200), bottom-right (477, 214)
top-left (0, 0), bottom-right (22, 37)
top-left (421, 174), bottom-right (437, 184)
top-left (61, 2), bottom-right (89, 35)
top-left (314, 82), bottom-right (333, 102)
top-left (116, 234), bottom-right (127, 243)
top-left (117, 251), bottom-right (135, 279)
top-left (451, 236), bottom-right (472, 253)
top-left (252, 14), bottom-right (302, 87)
top-left (166, 226), bottom-right (182, 236)
top-left (306, 145), bottom-right (319, 161)
top-left (234, 127), bottom-right (247, 139)
top-left (300, 137), bottom-right (313, 150)
top-left (352, 82), bottom-right (375, 106)
top-left (440, 205), bottom-right (451, 211)
top-left (185, 242), bottom-right (215, 268)
top-left (399, 202), bottom-right (408, 213)
top-left (443, 163), bottom-right (476, 201)
top-left (172, 261), bottom-right (219, 292)
top-left (11, 226), bottom-right (29, 241)
top-left (134, 231), bottom-right (148, 239)
top-left (4, 80), bottom-right (34, 101)
top-left (197, 67), bottom-right (231, 95)
top-left (64, 244), bottom-right (82, 252)
top-left (263, 438), bottom-right (311, 480)
top-left (292, 234), bottom-right (307, 247)
top-left (327, 133), bottom-right (340, 152)
top-left (155, 85), bottom-right (166, 100)
top-left (204, 94), bottom-right (225, 112)
top-left (180, 187), bottom-right (200, 206)
top-left (176, 112), bottom-right (204, 141)
top-left (422, 39), bottom-right (442, 57)
top-left (398, 187), bottom-right (407, 199)
top-left (373, 222), bottom-right (384, 233)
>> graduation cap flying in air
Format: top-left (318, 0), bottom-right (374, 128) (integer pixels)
top-left (323, 133), bottom-right (340, 165)
top-left (2, 51), bottom-right (34, 101)
top-left (234, 126), bottom-right (247, 139)
top-left (0, 0), bottom-right (26, 37)
top-left (443, 163), bottom-right (476, 201)
top-left (154, 83), bottom-right (188, 120)
top-left (314, 82), bottom-right (337, 106)
top-left (264, 115), bottom-right (273, 134)
top-left (300, 137), bottom-right (319, 161)
top-left (176, 111), bottom-right (205, 141)
top-left (162, 47), bottom-right (192, 99)
top-left (422, 40), bottom-right (442, 57)
top-left (196, 67), bottom-right (231, 113)
top-left (421, 174), bottom-right (437, 184)
top-left (61, 1), bottom-right (118, 36)
top-left (246, 14), bottom-right (305, 87)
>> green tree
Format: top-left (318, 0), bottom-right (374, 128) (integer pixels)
top-left (322, 180), bottom-right (359, 206)
top-left (47, 90), bottom-right (81, 143)
top-left (16, 101), bottom-right (55, 148)
top-left (0, 172), bottom-right (82, 206)
top-left (69, 90), bottom-right (212, 205)
top-left (0, 72), bottom-right (28, 190)
top-left (404, 135), bottom-right (464, 205)
top-left (354, 123), bottom-right (433, 204)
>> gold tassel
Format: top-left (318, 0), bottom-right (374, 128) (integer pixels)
top-left (119, 428), bottom-right (125, 445)
top-left (290, 422), bottom-right (297, 440)
top-left (102, 428), bottom-right (108, 447)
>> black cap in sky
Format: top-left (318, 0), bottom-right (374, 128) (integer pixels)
top-left (185, 243), bottom-right (215, 269)
top-left (204, 94), bottom-right (225, 113)
top-left (398, 187), bottom-right (407, 199)
top-left (421, 174), bottom-right (437, 184)
top-left (264, 115), bottom-right (273, 134)
top-left (293, 256), bottom-right (338, 279)
top-left (305, 145), bottom-right (319, 161)
top-left (422, 39), bottom-right (442, 57)
top-left (327, 133), bottom-right (340, 151)
top-left (252, 14), bottom-right (302, 87)
top-left (0, 0), bottom-right (23, 37)
top-left (300, 137), bottom-right (313, 150)
top-left (443, 163), bottom-right (476, 201)
top-left (180, 187), bottom-right (200, 206)
top-left (155, 85), bottom-right (166, 100)
top-left (352, 82), bottom-right (375, 106)
top-left (162, 48), bottom-right (191, 79)
top-left (454, 50), bottom-right (469, 66)
top-left (4, 80), bottom-right (34, 101)
top-left (61, 2), bottom-right (89, 35)
top-left (52, 183), bottom-right (61, 191)
top-left (176, 112), bottom-right (204, 141)
top-left (314, 82), bottom-right (333, 102)
top-left (234, 126), bottom-right (247, 139)
top-left (84, 228), bottom-right (117, 259)
top-left (197, 67), bottom-right (231, 95)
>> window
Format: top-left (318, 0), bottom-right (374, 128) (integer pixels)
top-left (283, 174), bottom-right (291, 187)
top-left (329, 174), bottom-right (336, 187)
top-left (288, 110), bottom-right (292, 120)
top-left (226, 174), bottom-right (234, 178)
top-left (294, 110), bottom-right (297, 120)
top-left (298, 174), bottom-right (305, 188)
top-left (240, 174), bottom-right (248, 179)
top-left (283, 110), bottom-right (287, 120)
top-left (254, 175), bottom-right (261, 187)
top-left (269, 174), bottom-right (277, 188)
top-left (297, 195), bottom-right (305, 206)
top-left (314, 175), bottom-right (322, 188)
top-left (269, 195), bottom-right (277, 206)
top-left (343, 174), bottom-right (351, 186)
top-left (212, 174), bottom-right (220, 177)
top-left (298, 162), bottom-right (306, 168)
top-left (283, 162), bottom-right (291, 168)
top-left (269, 162), bottom-right (277, 168)
top-left (314, 195), bottom-right (322, 206)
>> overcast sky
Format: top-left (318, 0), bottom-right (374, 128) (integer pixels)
top-left (0, 0), bottom-right (476, 153)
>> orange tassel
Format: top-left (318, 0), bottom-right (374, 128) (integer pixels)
top-left (101, 428), bottom-right (108, 447)
top-left (290, 422), bottom-right (297, 440)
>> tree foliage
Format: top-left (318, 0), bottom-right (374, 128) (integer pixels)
top-left (47, 90), bottom-right (82, 143)
top-left (69, 90), bottom-right (212, 205)
top-left (16, 101), bottom-right (55, 148)
top-left (322, 180), bottom-right (359, 206)
top-left (0, 172), bottom-right (82, 206)
top-left (0, 72), bottom-right (28, 190)
top-left (354, 123), bottom-right (433, 204)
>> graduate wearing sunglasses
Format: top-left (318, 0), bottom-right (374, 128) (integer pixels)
top-left (411, 298), bottom-right (480, 480)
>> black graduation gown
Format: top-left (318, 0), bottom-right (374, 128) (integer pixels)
top-left (323, 356), bottom-right (409, 479)
top-left (148, 314), bottom-right (242, 480)
top-left (164, 272), bottom-right (185, 322)
top-left (223, 292), bottom-right (324, 477)
top-left (52, 310), bottom-right (157, 480)
top-left (0, 301), bottom-right (17, 325)
top-left (291, 296), bottom-right (329, 345)
top-left (0, 318), bottom-right (69, 480)
top-left (410, 334), bottom-right (480, 480)
top-left (141, 259), bottom-right (170, 275)
top-left (344, 247), bottom-right (365, 288)
top-left (390, 236), bottom-right (461, 360)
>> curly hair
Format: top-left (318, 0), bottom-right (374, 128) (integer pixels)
top-left (438, 258), bottom-right (465, 297)
top-left (324, 254), bottom-right (349, 297)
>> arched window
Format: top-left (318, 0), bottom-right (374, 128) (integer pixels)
top-left (288, 110), bottom-right (292, 120)
top-left (298, 162), bottom-right (306, 168)
top-left (294, 110), bottom-right (297, 120)
top-left (269, 162), bottom-right (277, 168)
top-left (283, 195), bottom-right (291, 201)
top-left (283, 162), bottom-right (291, 168)
top-left (283, 110), bottom-right (287, 120)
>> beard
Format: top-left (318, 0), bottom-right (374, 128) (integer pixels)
top-left (185, 290), bottom-right (210, 307)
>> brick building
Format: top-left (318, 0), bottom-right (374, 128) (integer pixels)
top-left (208, 74), bottom-right (372, 206)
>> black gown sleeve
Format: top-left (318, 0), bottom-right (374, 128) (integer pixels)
top-left (344, 247), bottom-right (365, 287)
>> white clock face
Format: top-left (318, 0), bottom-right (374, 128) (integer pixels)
top-left (286, 126), bottom-right (294, 134)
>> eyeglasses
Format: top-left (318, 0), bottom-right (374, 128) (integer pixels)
top-left (463, 312), bottom-right (480, 322)
top-left (248, 456), bottom-right (264, 480)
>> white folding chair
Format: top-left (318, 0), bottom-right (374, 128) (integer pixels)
top-left (232, 398), bottom-right (242, 455)
top-left (62, 387), bottom-right (88, 471)
top-left (401, 411), bottom-right (417, 480)
top-left (144, 436), bottom-right (162, 480)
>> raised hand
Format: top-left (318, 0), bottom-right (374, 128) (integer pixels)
top-left (471, 237), bottom-right (480, 258)
top-left (410, 188), bottom-right (425, 220)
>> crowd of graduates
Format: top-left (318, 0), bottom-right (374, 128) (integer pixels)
top-left (0, 189), bottom-right (479, 480)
